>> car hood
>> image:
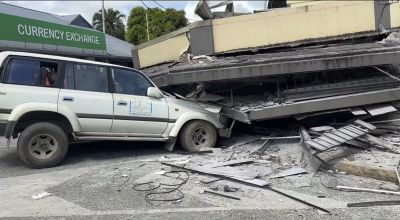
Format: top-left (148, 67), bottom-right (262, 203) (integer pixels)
top-left (165, 96), bottom-right (222, 114)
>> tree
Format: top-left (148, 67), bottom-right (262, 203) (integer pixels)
top-left (126, 7), bottom-right (188, 45)
top-left (93, 8), bottom-right (126, 40)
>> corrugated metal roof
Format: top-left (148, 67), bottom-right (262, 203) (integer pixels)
top-left (53, 14), bottom-right (94, 29)
top-left (0, 2), bottom-right (134, 60)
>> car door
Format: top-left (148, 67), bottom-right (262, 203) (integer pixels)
top-left (110, 68), bottom-right (169, 136)
top-left (58, 63), bottom-right (113, 133)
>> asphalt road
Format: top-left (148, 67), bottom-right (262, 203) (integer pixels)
top-left (1, 138), bottom-right (400, 219)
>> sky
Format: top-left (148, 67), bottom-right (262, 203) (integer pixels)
top-left (1, 1), bottom-right (266, 24)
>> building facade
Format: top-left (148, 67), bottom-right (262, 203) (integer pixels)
top-left (0, 2), bottom-right (134, 67)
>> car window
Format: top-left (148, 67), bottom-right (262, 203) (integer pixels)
top-left (3, 58), bottom-right (58, 87)
top-left (74, 64), bottom-right (108, 93)
top-left (112, 68), bottom-right (152, 96)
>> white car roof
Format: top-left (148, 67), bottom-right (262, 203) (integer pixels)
top-left (0, 51), bottom-right (127, 68)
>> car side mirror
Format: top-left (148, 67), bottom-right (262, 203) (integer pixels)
top-left (147, 87), bottom-right (162, 98)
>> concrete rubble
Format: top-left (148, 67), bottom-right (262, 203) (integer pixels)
top-left (122, 104), bottom-right (400, 212)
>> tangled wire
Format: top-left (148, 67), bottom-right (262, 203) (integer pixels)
top-left (132, 170), bottom-right (190, 205)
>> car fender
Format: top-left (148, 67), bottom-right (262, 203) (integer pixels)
top-left (168, 112), bottom-right (222, 137)
top-left (8, 102), bottom-right (81, 132)
top-left (57, 104), bottom-right (82, 132)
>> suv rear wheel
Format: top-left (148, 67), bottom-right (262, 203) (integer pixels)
top-left (179, 120), bottom-right (217, 152)
top-left (17, 122), bottom-right (68, 168)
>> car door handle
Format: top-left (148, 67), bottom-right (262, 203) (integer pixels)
top-left (117, 101), bottom-right (127, 106)
top-left (63, 96), bottom-right (74, 102)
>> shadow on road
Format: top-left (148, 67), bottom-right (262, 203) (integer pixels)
top-left (0, 140), bottom-right (171, 178)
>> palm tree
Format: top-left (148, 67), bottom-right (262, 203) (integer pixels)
top-left (93, 8), bottom-right (126, 40)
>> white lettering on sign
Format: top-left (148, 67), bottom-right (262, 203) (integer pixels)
top-left (16, 24), bottom-right (100, 45)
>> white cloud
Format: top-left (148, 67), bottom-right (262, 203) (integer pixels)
top-left (184, 1), bottom-right (201, 22)
top-left (233, 1), bottom-right (266, 12)
top-left (2, 1), bottom-right (140, 24)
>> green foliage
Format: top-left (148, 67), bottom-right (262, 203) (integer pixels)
top-left (126, 7), bottom-right (188, 45)
top-left (93, 8), bottom-right (126, 40)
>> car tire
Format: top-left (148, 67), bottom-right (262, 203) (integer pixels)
top-left (17, 122), bottom-right (68, 168)
top-left (179, 120), bottom-right (217, 152)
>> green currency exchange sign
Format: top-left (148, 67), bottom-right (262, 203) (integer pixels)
top-left (0, 13), bottom-right (106, 50)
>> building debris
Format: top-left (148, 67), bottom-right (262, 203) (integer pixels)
top-left (162, 162), bottom-right (270, 186)
top-left (202, 189), bottom-right (241, 200)
top-left (350, 108), bottom-right (368, 116)
top-left (310, 126), bottom-right (335, 132)
top-left (315, 147), bottom-right (350, 164)
top-left (306, 123), bottom-right (369, 152)
top-left (358, 134), bottom-right (398, 153)
top-left (294, 152), bottom-right (304, 165)
top-left (260, 136), bottom-right (301, 141)
top-left (396, 160), bottom-right (400, 186)
top-left (32, 192), bottom-right (52, 200)
top-left (189, 165), bottom-right (260, 181)
top-left (269, 167), bottom-right (307, 179)
top-left (347, 200), bottom-right (400, 207)
top-left (162, 163), bottom-right (330, 214)
top-left (206, 159), bottom-right (254, 168)
top-left (334, 185), bottom-right (400, 196)
top-left (364, 104), bottom-right (397, 116)
top-left (222, 185), bottom-right (240, 192)
top-left (200, 176), bottom-right (222, 184)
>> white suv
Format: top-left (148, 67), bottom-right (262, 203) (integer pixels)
top-left (0, 51), bottom-right (229, 168)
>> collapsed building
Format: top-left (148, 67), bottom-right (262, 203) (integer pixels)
top-left (132, 0), bottom-right (400, 128)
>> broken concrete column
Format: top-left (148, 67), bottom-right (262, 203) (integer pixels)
top-left (331, 161), bottom-right (399, 184)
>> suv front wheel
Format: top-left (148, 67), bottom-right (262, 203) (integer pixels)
top-left (17, 122), bottom-right (69, 168)
top-left (179, 120), bottom-right (217, 152)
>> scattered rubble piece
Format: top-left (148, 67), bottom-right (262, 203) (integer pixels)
top-left (32, 192), bottom-right (51, 200)
top-left (378, 182), bottom-right (399, 191)
top-left (140, 156), bottom-right (191, 166)
top-left (223, 185), bottom-right (240, 192)
top-left (345, 140), bottom-right (369, 149)
top-left (358, 134), bottom-right (399, 153)
top-left (310, 126), bottom-right (335, 132)
top-left (154, 170), bottom-right (166, 175)
top-left (278, 154), bottom-right (292, 166)
top-left (364, 104), bottom-right (397, 116)
top-left (260, 136), bottom-right (301, 141)
top-left (202, 189), bottom-right (241, 200)
top-left (353, 120), bottom-right (377, 131)
top-left (306, 123), bottom-right (369, 152)
top-left (206, 159), bottom-right (254, 168)
top-left (200, 176), bottom-right (222, 184)
top-left (162, 163), bottom-right (330, 214)
top-left (190, 165), bottom-right (260, 180)
top-left (334, 185), bottom-right (400, 196)
top-left (382, 31), bottom-right (400, 44)
top-left (347, 200), bottom-right (400, 207)
top-left (294, 152), bottom-right (304, 165)
top-left (269, 167), bottom-right (307, 179)
top-left (350, 108), bottom-right (368, 116)
top-left (299, 126), bottom-right (312, 151)
top-left (333, 161), bottom-right (400, 183)
top-left (162, 162), bottom-right (270, 186)
top-left (315, 147), bottom-right (349, 164)
top-left (396, 160), bottom-right (400, 186)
